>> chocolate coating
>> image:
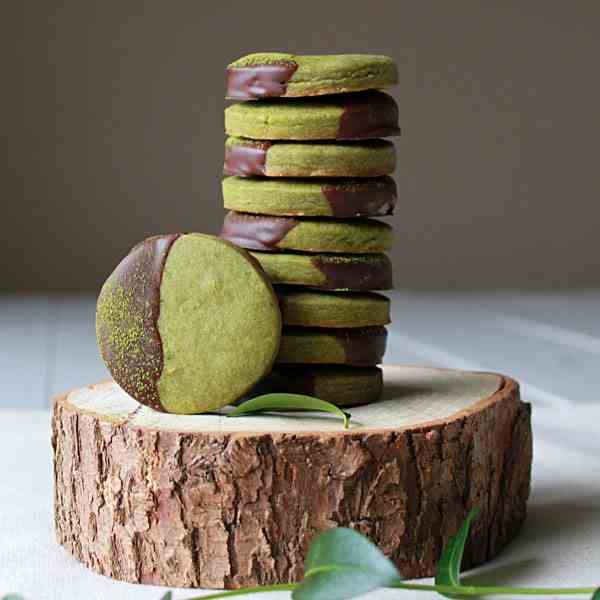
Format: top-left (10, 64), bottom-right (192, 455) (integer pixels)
top-left (224, 141), bottom-right (270, 176)
top-left (337, 92), bottom-right (400, 139)
top-left (312, 254), bottom-right (393, 290)
top-left (96, 234), bottom-right (180, 410)
top-left (332, 326), bottom-right (388, 365)
top-left (249, 367), bottom-right (318, 399)
top-left (227, 62), bottom-right (298, 100)
top-left (322, 177), bottom-right (396, 217)
top-left (221, 211), bottom-right (298, 251)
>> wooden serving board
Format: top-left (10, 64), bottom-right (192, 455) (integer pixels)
top-left (52, 365), bottom-right (532, 589)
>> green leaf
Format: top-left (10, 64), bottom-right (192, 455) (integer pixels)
top-left (159, 593), bottom-right (172, 600)
top-left (2, 596), bottom-right (26, 600)
top-left (435, 508), bottom-right (480, 597)
top-left (228, 393), bottom-right (351, 429)
top-left (293, 527), bottom-right (401, 600)
top-left (591, 589), bottom-right (600, 600)
top-left (180, 584), bottom-right (295, 599)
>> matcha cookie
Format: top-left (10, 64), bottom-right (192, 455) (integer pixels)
top-left (96, 233), bottom-right (281, 414)
top-left (222, 176), bottom-right (397, 218)
top-left (252, 365), bottom-right (383, 407)
top-left (221, 211), bottom-right (392, 254)
top-left (277, 326), bottom-right (387, 365)
top-left (227, 53), bottom-right (398, 99)
top-left (277, 288), bottom-right (390, 328)
top-left (224, 136), bottom-right (395, 178)
top-left (251, 251), bottom-right (393, 290)
top-left (225, 91), bottom-right (399, 140)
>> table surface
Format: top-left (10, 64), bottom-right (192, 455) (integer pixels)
top-left (1, 292), bottom-right (599, 599)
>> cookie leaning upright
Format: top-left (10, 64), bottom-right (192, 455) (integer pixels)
top-left (221, 52), bottom-right (399, 406)
top-left (96, 233), bottom-right (281, 414)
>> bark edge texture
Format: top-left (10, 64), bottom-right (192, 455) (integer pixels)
top-left (52, 373), bottom-right (532, 589)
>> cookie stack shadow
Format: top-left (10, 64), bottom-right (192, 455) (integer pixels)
top-left (221, 53), bottom-right (399, 407)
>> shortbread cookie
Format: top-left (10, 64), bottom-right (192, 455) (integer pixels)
top-left (277, 288), bottom-right (390, 328)
top-left (251, 251), bottom-right (393, 290)
top-left (224, 136), bottom-right (396, 178)
top-left (221, 211), bottom-right (392, 253)
top-left (226, 53), bottom-right (397, 99)
top-left (277, 326), bottom-right (387, 365)
top-left (254, 364), bottom-right (383, 406)
top-left (96, 234), bottom-right (281, 414)
top-left (222, 176), bottom-right (396, 218)
top-left (225, 91), bottom-right (399, 140)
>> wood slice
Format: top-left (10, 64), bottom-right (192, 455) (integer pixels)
top-left (52, 365), bottom-right (532, 589)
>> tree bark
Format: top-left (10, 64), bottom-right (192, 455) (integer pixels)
top-left (52, 365), bottom-right (532, 589)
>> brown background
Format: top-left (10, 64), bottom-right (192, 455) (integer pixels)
top-left (3, 1), bottom-right (599, 291)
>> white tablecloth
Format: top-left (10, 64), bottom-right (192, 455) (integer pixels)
top-left (2, 292), bottom-right (599, 598)
top-left (1, 396), bottom-right (599, 599)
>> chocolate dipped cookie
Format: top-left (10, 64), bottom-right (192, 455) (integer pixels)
top-left (221, 211), bottom-right (393, 254)
top-left (277, 325), bottom-right (387, 365)
top-left (253, 364), bottom-right (383, 407)
top-left (222, 176), bottom-right (396, 218)
top-left (96, 234), bottom-right (281, 414)
top-left (250, 251), bottom-right (393, 291)
top-left (225, 91), bottom-right (399, 140)
top-left (227, 53), bottom-right (397, 99)
top-left (224, 137), bottom-right (396, 178)
top-left (277, 288), bottom-right (390, 328)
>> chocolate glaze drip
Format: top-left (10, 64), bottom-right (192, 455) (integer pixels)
top-left (224, 141), bottom-right (271, 177)
top-left (312, 254), bottom-right (393, 290)
top-left (337, 91), bottom-right (400, 139)
top-left (226, 62), bottom-right (299, 100)
top-left (98, 234), bottom-right (180, 411)
top-left (221, 211), bottom-right (298, 251)
top-left (321, 177), bottom-right (397, 217)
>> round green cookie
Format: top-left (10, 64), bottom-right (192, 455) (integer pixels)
top-left (224, 136), bottom-right (396, 178)
top-left (277, 288), bottom-right (390, 328)
top-left (221, 211), bottom-right (393, 254)
top-left (96, 233), bottom-right (281, 414)
top-left (250, 251), bottom-right (393, 291)
top-left (277, 326), bottom-right (387, 365)
top-left (227, 53), bottom-right (398, 99)
top-left (253, 365), bottom-right (383, 407)
top-left (222, 176), bottom-right (397, 218)
top-left (225, 91), bottom-right (399, 140)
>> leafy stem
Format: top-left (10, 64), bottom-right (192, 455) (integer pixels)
top-left (392, 582), bottom-right (598, 595)
top-left (195, 582), bottom-right (599, 599)
top-left (180, 584), bottom-right (296, 599)
top-left (183, 582), bottom-right (599, 600)
top-left (227, 393), bottom-right (352, 428)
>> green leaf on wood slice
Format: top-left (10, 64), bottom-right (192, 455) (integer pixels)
top-left (292, 527), bottom-right (402, 600)
top-left (435, 507), bottom-right (480, 597)
top-left (228, 393), bottom-right (351, 429)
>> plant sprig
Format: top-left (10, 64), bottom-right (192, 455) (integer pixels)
top-left (228, 393), bottom-right (352, 429)
top-left (435, 506), bottom-right (480, 597)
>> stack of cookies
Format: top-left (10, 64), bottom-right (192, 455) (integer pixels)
top-left (221, 53), bottom-right (399, 407)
